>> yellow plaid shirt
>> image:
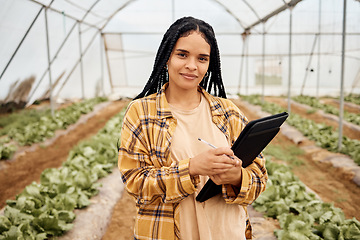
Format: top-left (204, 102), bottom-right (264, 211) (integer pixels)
top-left (118, 84), bottom-right (268, 240)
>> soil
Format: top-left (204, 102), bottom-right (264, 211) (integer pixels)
top-left (101, 192), bottom-right (136, 240)
top-left (0, 100), bottom-right (127, 208)
top-left (321, 98), bottom-right (360, 114)
top-left (1, 97), bottom-right (360, 239)
top-left (264, 97), bottom-right (360, 140)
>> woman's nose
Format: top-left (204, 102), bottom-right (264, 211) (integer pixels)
top-left (185, 57), bottom-right (197, 71)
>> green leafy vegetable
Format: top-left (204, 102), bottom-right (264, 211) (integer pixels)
top-left (292, 95), bottom-right (360, 126)
top-left (240, 94), bottom-right (360, 166)
top-left (252, 153), bottom-right (360, 239)
top-left (0, 104), bottom-right (126, 239)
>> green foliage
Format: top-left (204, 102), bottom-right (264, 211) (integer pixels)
top-left (253, 157), bottom-right (360, 240)
top-left (0, 109), bottom-right (43, 129)
top-left (264, 144), bottom-right (304, 166)
top-left (0, 137), bottom-right (16, 160)
top-left (0, 97), bottom-right (107, 160)
top-left (292, 95), bottom-right (360, 126)
top-left (240, 94), bottom-right (360, 166)
top-left (7, 97), bottom-right (107, 145)
top-left (344, 94), bottom-right (360, 106)
top-left (0, 105), bottom-right (126, 239)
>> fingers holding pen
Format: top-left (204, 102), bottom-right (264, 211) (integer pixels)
top-left (213, 147), bottom-right (240, 167)
top-left (189, 147), bottom-right (239, 176)
top-left (197, 139), bottom-right (240, 167)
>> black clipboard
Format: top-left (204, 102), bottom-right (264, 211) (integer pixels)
top-left (196, 112), bottom-right (289, 202)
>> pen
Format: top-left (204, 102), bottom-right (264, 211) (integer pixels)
top-left (198, 137), bottom-right (217, 149)
top-left (198, 138), bottom-right (235, 160)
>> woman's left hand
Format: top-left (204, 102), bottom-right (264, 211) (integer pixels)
top-left (209, 156), bottom-right (242, 187)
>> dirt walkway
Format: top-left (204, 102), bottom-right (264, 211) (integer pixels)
top-left (321, 98), bottom-right (360, 114)
top-left (102, 185), bottom-right (279, 240)
top-left (0, 101), bottom-right (127, 208)
top-left (102, 191), bottom-right (136, 240)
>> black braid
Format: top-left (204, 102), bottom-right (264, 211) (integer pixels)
top-left (134, 16), bottom-right (227, 99)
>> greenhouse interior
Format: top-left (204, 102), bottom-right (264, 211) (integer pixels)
top-left (1, 0), bottom-right (360, 239)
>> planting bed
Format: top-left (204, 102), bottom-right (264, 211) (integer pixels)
top-left (1, 96), bottom-right (359, 239)
top-left (265, 97), bottom-right (360, 141)
top-left (232, 98), bottom-right (360, 220)
top-left (0, 100), bottom-right (127, 208)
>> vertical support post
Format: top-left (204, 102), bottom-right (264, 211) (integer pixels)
top-left (261, 23), bottom-right (266, 103)
top-left (100, 32), bottom-right (105, 97)
top-left (338, 0), bottom-right (347, 151)
top-left (245, 36), bottom-right (249, 96)
top-left (27, 20), bottom-right (78, 104)
top-left (238, 32), bottom-right (248, 95)
top-left (287, 7), bottom-right (293, 114)
top-left (44, 7), bottom-right (54, 116)
top-left (103, 34), bottom-right (114, 93)
top-left (300, 35), bottom-right (318, 95)
top-left (78, 22), bottom-right (85, 99)
top-left (119, 34), bottom-right (128, 87)
top-left (316, 0), bottom-right (322, 98)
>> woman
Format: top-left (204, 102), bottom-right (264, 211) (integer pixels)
top-left (118, 16), bottom-right (268, 240)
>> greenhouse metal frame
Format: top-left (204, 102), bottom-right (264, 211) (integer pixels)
top-left (1, 0), bottom-right (360, 148)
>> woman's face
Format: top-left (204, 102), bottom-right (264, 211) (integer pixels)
top-left (167, 31), bottom-right (210, 92)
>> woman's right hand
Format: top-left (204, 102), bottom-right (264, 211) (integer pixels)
top-left (189, 147), bottom-right (240, 176)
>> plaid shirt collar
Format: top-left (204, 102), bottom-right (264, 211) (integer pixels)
top-left (155, 83), bottom-right (225, 120)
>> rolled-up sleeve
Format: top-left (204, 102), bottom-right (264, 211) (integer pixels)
top-left (218, 100), bottom-right (268, 205)
top-left (118, 101), bottom-right (197, 205)
top-left (223, 154), bottom-right (268, 205)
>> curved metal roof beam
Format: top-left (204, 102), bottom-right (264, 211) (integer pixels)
top-left (242, 0), bottom-right (261, 21)
top-left (100, 0), bottom-right (138, 31)
top-left (212, 0), bottom-right (247, 30)
top-left (48, 0), bottom-right (55, 8)
top-left (244, 0), bottom-right (302, 32)
top-left (80, 0), bottom-right (102, 23)
top-left (78, 0), bottom-right (101, 32)
top-left (0, 5), bottom-right (44, 81)
top-left (65, 0), bottom-right (105, 19)
top-left (28, 0), bottom-right (100, 29)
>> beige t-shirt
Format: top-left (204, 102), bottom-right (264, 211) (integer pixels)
top-left (169, 94), bottom-right (246, 240)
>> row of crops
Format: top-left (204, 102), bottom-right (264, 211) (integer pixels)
top-left (0, 104), bottom-right (125, 239)
top-left (0, 94), bottom-right (359, 239)
top-left (0, 97), bottom-right (107, 160)
top-left (344, 94), bottom-right (360, 106)
top-left (240, 94), bottom-right (360, 166)
top-left (243, 94), bottom-right (360, 239)
top-left (256, 146), bottom-right (360, 239)
top-left (292, 95), bottom-right (360, 126)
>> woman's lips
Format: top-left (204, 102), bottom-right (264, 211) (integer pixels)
top-left (181, 73), bottom-right (197, 80)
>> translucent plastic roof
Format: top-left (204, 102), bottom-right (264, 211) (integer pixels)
top-left (7, 0), bottom-right (300, 32)
top-left (1, 0), bottom-right (360, 104)
top-left (32, 0), bottom-right (132, 29)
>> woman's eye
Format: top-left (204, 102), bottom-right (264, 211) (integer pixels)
top-left (177, 53), bottom-right (186, 58)
top-left (199, 57), bottom-right (208, 62)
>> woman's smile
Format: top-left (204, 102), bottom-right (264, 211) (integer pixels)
top-left (180, 73), bottom-right (198, 80)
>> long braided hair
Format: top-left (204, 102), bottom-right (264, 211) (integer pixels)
top-left (134, 16), bottom-right (227, 100)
